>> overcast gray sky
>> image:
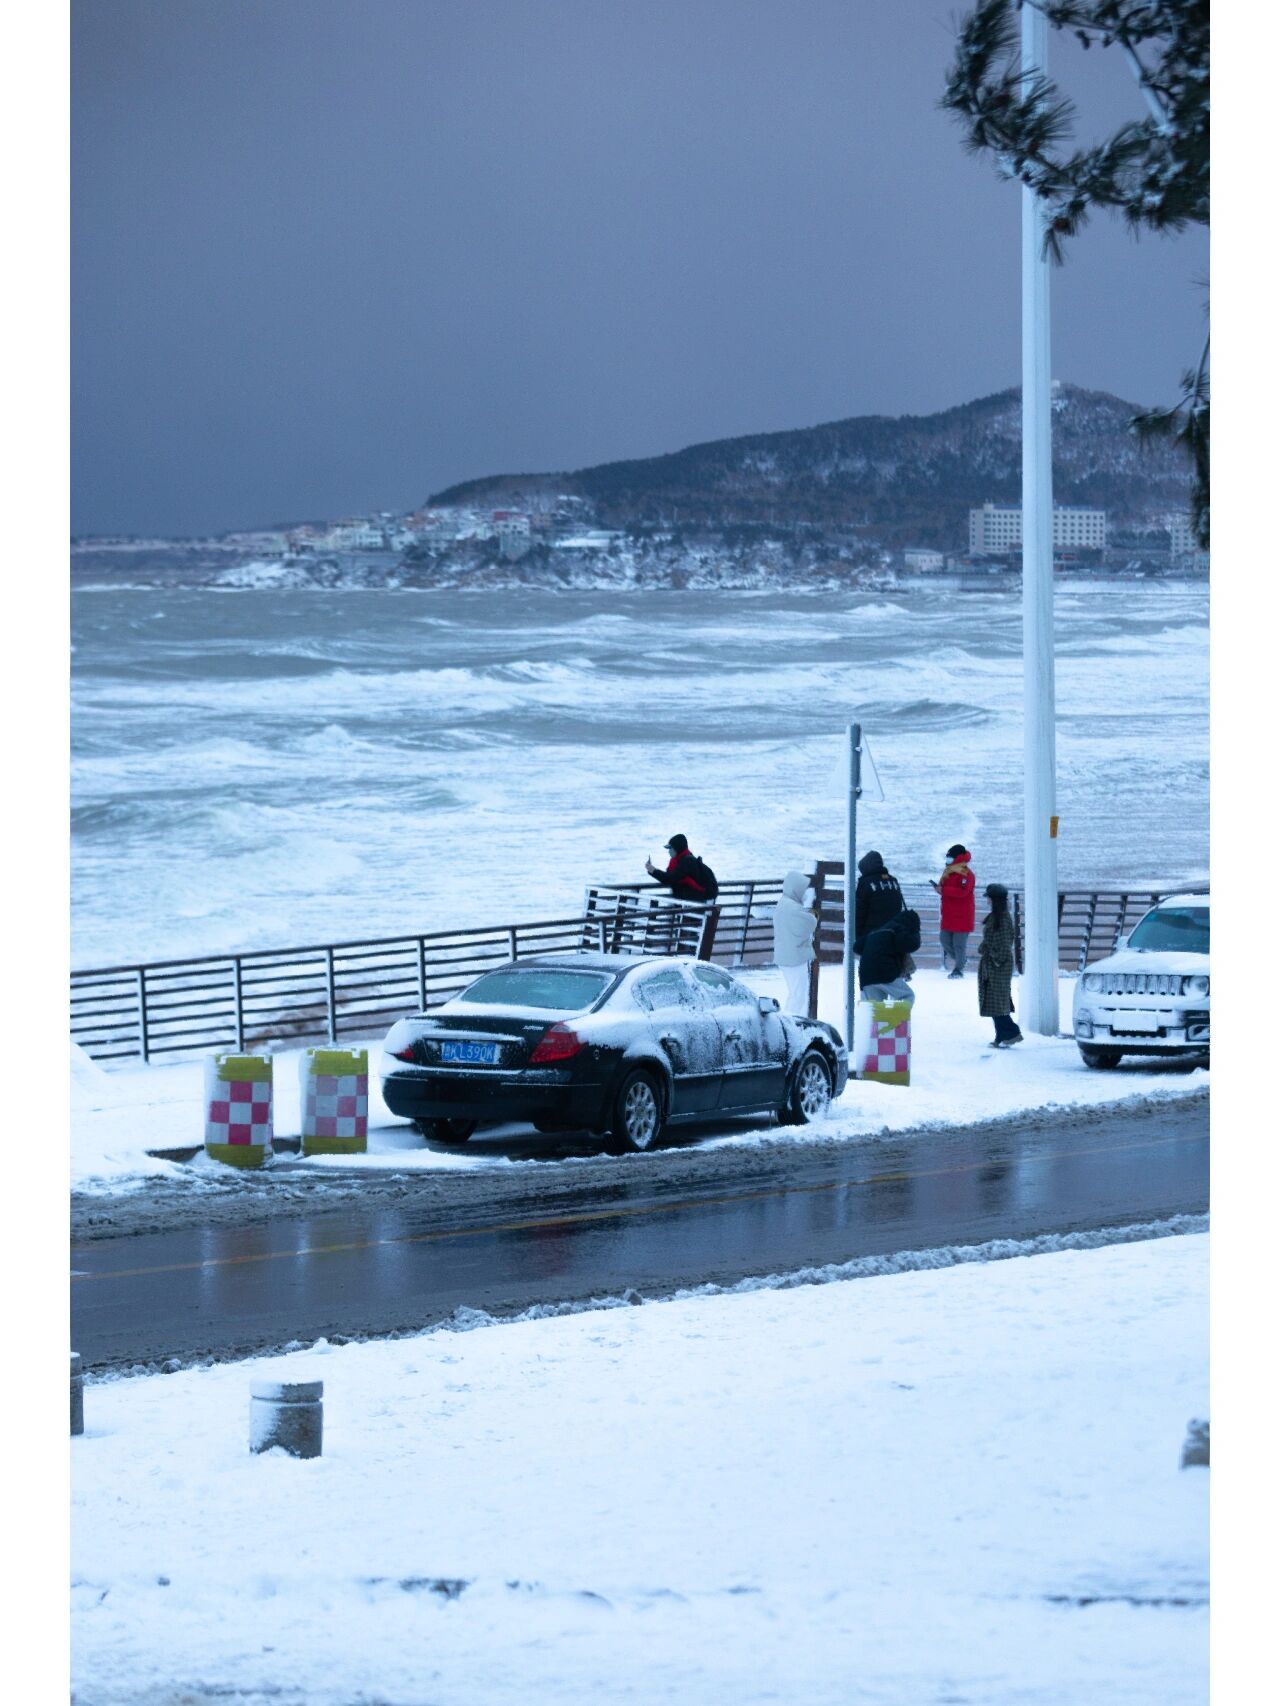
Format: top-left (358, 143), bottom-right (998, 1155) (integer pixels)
top-left (72, 0), bottom-right (1208, 537)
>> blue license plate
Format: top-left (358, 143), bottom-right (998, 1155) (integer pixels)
top-left (441, 1040), bottom-right (500, 1065)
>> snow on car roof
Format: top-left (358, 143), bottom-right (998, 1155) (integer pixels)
top-left (508, 951), bottom-right (688, 972)
top-left (1158, 892), bottom-right (1211, 909)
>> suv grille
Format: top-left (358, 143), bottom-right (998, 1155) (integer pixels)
top-left (1095, 972), bottom-right (1185, 997)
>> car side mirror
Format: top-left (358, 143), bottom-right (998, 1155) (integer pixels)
top-left (758, 995), bottom-right (780, 1014)
top-left (1116, 933), bottom-right (1130, 950)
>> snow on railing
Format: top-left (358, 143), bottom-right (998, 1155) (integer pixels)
top-left (70, 891), bottom-right (725, 1065)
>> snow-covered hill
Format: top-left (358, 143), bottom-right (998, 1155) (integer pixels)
top-left (71, 385), bottom-right (1198, 590)
top-left (432, 384), bottom-right (1194, 546)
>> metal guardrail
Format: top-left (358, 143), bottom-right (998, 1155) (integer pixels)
top-left (809, 863), bottom-right (1193, 974)
top-left (582, 878), bottom-right (782, 969)
top-left (70, 869), bottom-right (1196, 1064)
top-left (70, 891), bottom-right (724, 1064)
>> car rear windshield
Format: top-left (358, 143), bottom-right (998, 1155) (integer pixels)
top-left (1128, 906), bottom-right (1209, 954)
top-left (459, 968), bottom-right (613, 1011)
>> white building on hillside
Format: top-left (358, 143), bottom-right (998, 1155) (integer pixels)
top-left (903, 547), bottom-right (944, 572)
top-left (969, 501), bottom-right (1108, 555)
top-left (492, 510), bottom-right (532, 540)
top-left (342, 520), bottom-right (387, 550)
top-left (1166, 513), bottom-right (1196, 559)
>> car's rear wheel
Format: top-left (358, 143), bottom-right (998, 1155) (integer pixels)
top-left (413, 1117), bottom-right (477, 1144)
top-left (1078, 1046), bottom-right (1122, 1070)
top-left (780, 1050), bottom-right (833, 1125)
top-left (610, 1069), bottom-right (664, 1153)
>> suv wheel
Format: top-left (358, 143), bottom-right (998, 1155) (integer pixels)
top-left (1078, 1046), bottom-right (1122, 1070)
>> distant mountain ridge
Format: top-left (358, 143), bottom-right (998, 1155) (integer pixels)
top-left (430, 384), bottom-right (1193, 548)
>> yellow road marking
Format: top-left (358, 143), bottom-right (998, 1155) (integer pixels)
top-left (71, 1131), bottom-right (1203, 1284)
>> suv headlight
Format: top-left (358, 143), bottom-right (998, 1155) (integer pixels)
top-left (1183, 975), bottom-right (1210, 997)
top-left (1082, 973), bottom-right (1101, 992)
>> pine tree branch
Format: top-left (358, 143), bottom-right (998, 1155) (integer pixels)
top-left (942, 0), bottom-right (1209, 542)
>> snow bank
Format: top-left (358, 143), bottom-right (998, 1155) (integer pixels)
top-left (71, 968), bottom-right (1207, 1192)
top-left (72, 1232), bottom-right (1208, 1705)
top-left (741, 961), bottom-right (1208, 1150)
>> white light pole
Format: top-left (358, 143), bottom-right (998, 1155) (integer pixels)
top-left (1021, 1), bottom-right (1059, 1035)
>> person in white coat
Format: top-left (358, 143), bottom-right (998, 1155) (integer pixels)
top-left (772, 870), bottom-right (817, 1015)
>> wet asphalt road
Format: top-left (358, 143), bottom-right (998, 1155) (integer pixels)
top-left (72, 1095), bottom-right (1208, 1369)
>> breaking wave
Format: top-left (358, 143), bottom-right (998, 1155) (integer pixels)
top-left (852, 699), bottom-right (993, 730)
top-left (70, 583), bottom-right (1208, 964)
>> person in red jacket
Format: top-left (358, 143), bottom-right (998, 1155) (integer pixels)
top-left (931, 843), bottom-right (976, 978)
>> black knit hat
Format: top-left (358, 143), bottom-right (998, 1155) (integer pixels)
top-left (666, 833), bottom-right (688, 854)
top-left (984, 882), bottom-right (1008, 900)
top-left (946, 844), bottom-right (968, 860)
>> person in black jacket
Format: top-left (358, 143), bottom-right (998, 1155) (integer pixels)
top-left (858, 909), bottom-right (921, 996)
top-left (645, 834), bottom-right (717, 902)
top-left (853, 850), bottom-right (903, 950)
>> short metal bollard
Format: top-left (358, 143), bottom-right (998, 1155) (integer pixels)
top-left (71, 1351), bottom-right (84, 1437)
top-left (250, 1379), bottom-right (323, 1458)
top-left (1180, 1417), bottom-right (1209, 1468)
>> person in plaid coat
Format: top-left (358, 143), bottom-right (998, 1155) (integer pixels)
top-left (978, 883), bottom-right (1023, 1047)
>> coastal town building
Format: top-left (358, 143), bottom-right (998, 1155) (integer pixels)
top-left (492, 510), bottom-right (532, 539)
top-left (1166, 513), bottom-right (1197, 559)
top-left (968, 502), bottom-right (1108, 556)
top-left (903, 547), bottom-right (944, 572)
top-left (341, 520), bottom-right (387, 550)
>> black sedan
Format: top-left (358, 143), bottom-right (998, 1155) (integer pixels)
top-left (380, 952), bottom-right (848, 1152)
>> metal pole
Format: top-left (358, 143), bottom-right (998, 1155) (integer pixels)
top-left (136, 967), bottom-right (149, 1063)
top-left (1021, 4), bottom-right (1059, 1035)
top-left (739, 880), bottom-right (755, 964)
top-left (324, 947), bottom-right (338, 1042)
top-left (843, 722), bottom-right (862, 1048)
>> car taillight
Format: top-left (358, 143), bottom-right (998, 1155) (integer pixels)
top-left (528, 1024), bottom-right (585, 1064)
top-left (392, 1044), bottom-right (416, 1062)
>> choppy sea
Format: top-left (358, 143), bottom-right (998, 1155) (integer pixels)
top-left (70, 586), bottom-right (1208, 967)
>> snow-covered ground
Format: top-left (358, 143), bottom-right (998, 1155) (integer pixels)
top-left (72, 966), bottom-right (1207, 1193)
top-left (71, 1230), bottom-right (1208, 1705)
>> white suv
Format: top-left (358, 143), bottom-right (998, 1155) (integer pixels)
top-left (1072, 893), bottom-right (1210, 1068)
